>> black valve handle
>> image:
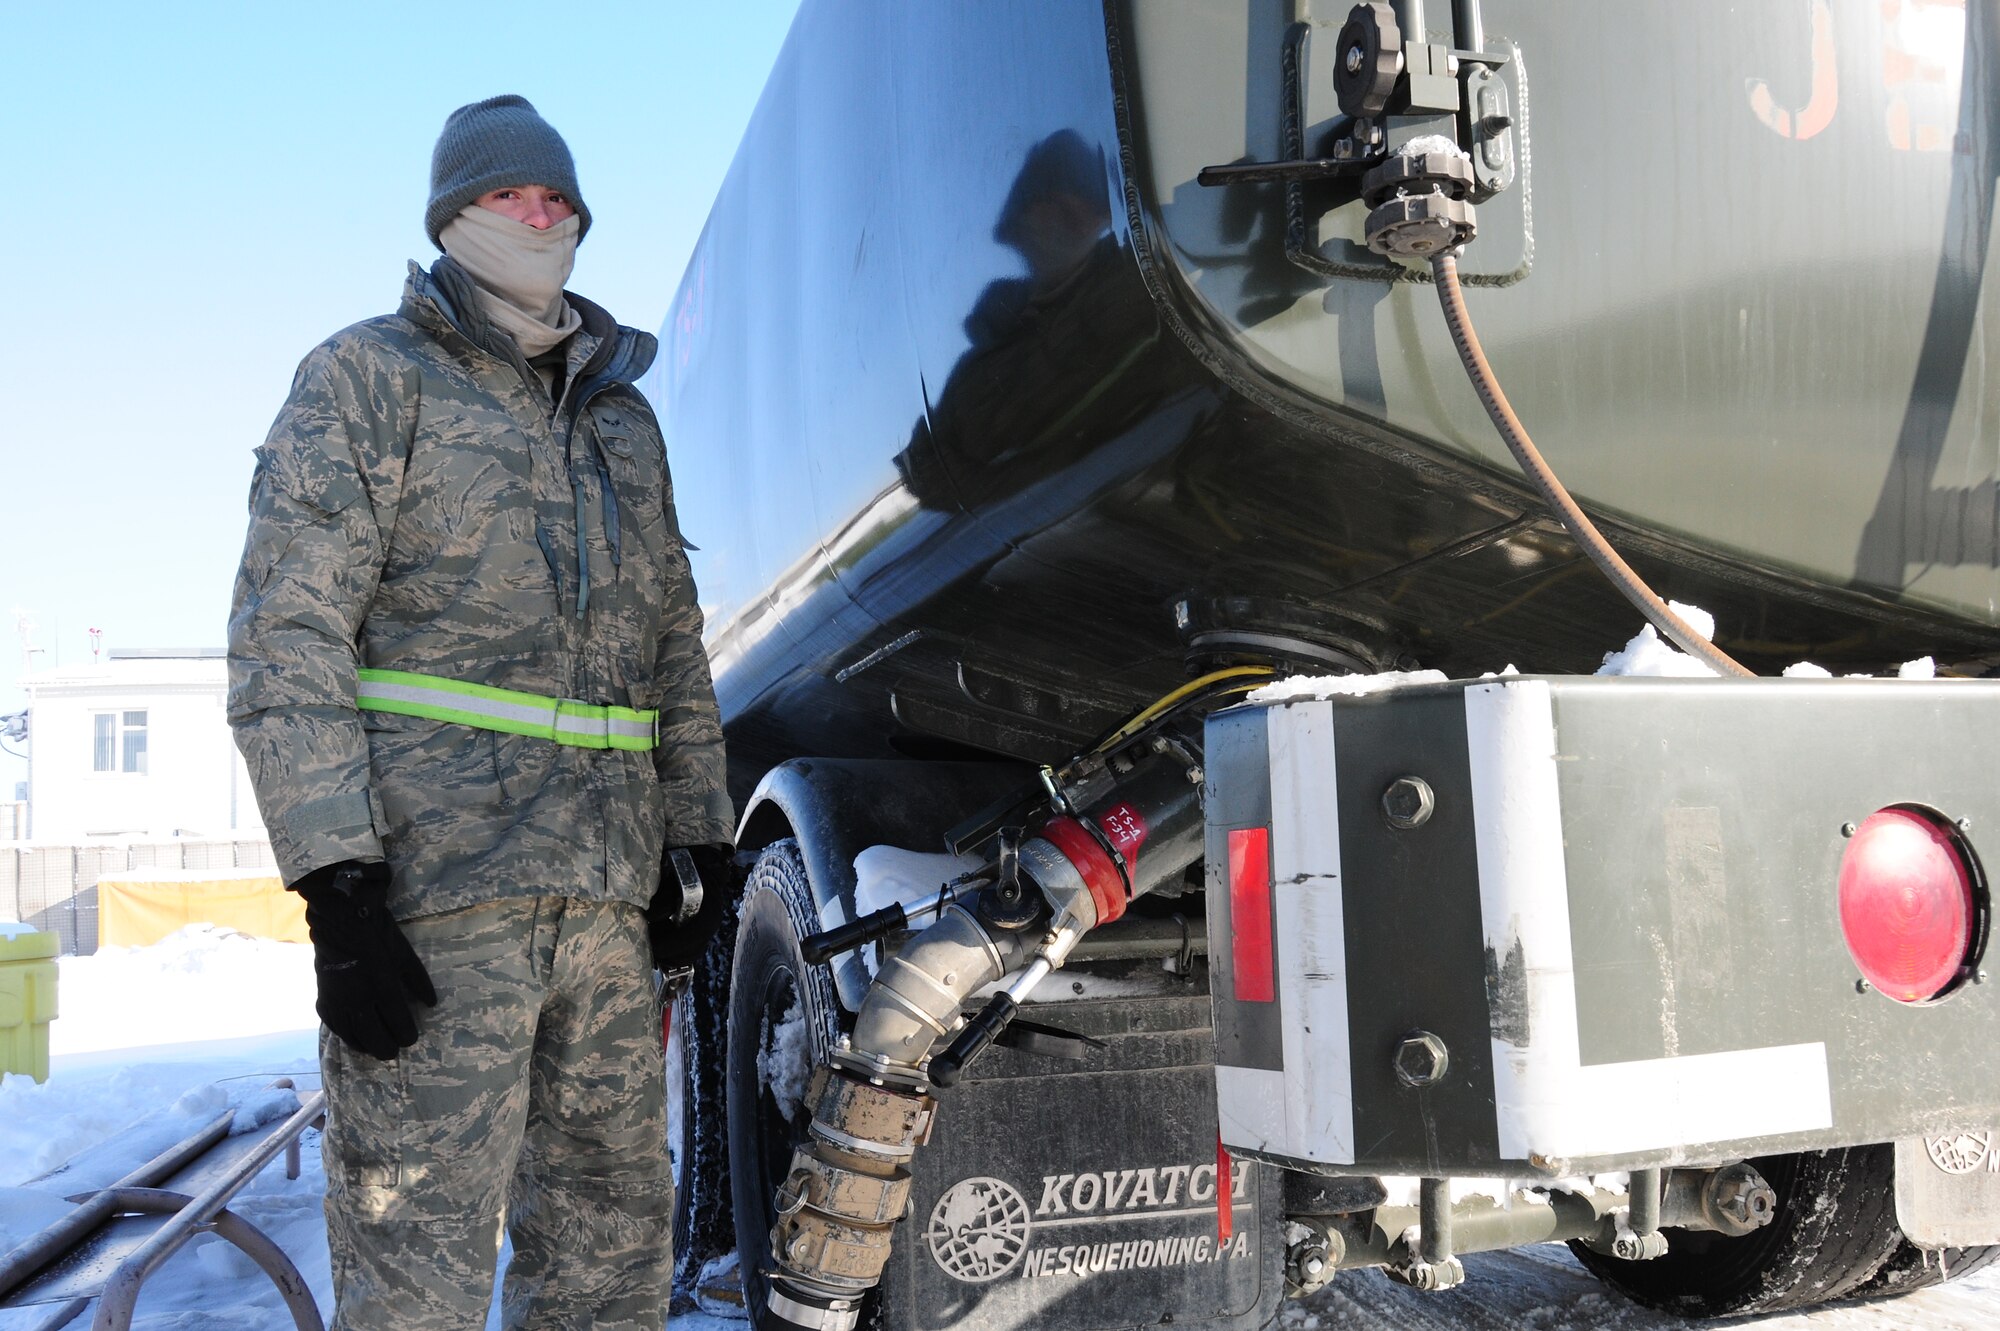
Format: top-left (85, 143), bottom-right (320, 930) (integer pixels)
top-left (928, 993), bottom-right (1020, 1088)
top-left (799, 903), bottom-right (907, 965)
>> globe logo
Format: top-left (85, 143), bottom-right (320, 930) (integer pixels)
top-left (925, 1177), bottom-right (1032, 1283)
top-left (1926, 1130), bottom-right (1994, 1176)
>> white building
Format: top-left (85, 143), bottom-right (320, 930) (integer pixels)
top-left (19, 648), bottom-right (266, 842)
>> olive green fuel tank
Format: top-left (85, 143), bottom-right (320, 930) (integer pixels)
top-left (660, 0), bottom-right (2000, 783)
top-left (1123, 0), bottom-right (2000, 631)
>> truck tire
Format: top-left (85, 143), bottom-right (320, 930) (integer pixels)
top-left (668, 880), bottom-right (745, 1312)
top-left (1855, 1239), bottom-right (2000, 1297)
top-left (726, 840), bottom-right (880, 1331)
top-left (1568, 1146), bottom-right (1904, 1317)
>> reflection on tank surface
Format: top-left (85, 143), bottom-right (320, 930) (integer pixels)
top-left (1855, 3), bottom-right (1999, 589)
top-left (898, 130), bottom-right (1174, 510)
top-left (657, 0), bottom-right (2000, 795)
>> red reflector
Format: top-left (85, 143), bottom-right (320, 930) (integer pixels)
top-left (1838, 807), bottom-right (1980, 1003)
top-left (1216, 1134), bottom-right (1235, 1242)
top-left (1228, 827), bottom-right (1275, 1003)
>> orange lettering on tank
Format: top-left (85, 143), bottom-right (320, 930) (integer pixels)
top-left (1747, 0), bottom-right (1839, 141)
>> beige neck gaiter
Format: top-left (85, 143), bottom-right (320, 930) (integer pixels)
top-left (439, 206), bottom-right (583, 359)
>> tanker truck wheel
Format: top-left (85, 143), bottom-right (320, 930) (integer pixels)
top-left (668, 875), bottom-right (745, 1312)
top-left (726, 839), bottom-right (881, 1331)
top-left (1568, 1146), bottom-right (1904, 1317)
top-left (1855, 1238), bottom-right (2000, 1298)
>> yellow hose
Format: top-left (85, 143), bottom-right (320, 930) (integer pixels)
top-left (1092, 666), bottom-right (1276, 753)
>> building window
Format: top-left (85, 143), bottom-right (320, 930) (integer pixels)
top-left (91, 710), bottom-right (148, 774)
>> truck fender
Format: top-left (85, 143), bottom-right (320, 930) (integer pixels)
top-left (733, 757), bottom-right (1028, 1011)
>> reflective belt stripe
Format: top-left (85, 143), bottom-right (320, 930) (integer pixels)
top-left (355, 668), bottom-right (658, 751)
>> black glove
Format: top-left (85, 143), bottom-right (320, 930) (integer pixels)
top-left (294, 860), bottom-right (438, 1061)
top-left (647, 842), bottom-right (736, 974)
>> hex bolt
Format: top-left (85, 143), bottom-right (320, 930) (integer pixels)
top-left (1394, 1030), bottom-right (1450, 1087)
top-left (1346, 44), bottom-right (1366, 73)
top-left (1383, 776), bottom-right (1436, 830)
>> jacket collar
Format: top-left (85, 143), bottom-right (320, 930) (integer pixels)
top-left (400, 259), bottom-right (659, 391)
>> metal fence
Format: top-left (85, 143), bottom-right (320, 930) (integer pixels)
top-left (0, 840), bottom-right (276, 956)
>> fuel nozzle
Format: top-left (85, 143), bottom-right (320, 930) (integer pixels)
top-left (929, 743), bottom-right (1204, 1084)
top-left (1016, 741), bottom-right (1205, 932)
top-left (928, 908), bottom-right (1087, 1087)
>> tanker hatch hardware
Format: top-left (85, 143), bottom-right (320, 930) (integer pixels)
top-left (1202, 0), bottom-right (1750, 677)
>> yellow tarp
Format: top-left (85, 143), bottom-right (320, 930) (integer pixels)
top-left (97, 870), bottom-right (308, 948)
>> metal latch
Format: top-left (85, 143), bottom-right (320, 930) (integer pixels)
top-left (1199, 2), bottom-right (1513, 198)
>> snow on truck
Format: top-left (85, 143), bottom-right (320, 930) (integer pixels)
top-left (653, 2), bottom-right (2000, 1328)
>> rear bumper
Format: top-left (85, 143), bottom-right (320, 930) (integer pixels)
top-left (1206, 675), bottom-right (2000, 1177)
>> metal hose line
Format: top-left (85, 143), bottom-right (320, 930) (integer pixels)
top-left (1430, 252), bottom-right (1756, 678)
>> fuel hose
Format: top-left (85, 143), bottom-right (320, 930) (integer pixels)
top-left (1430, 252), bottom-right (1756, 678)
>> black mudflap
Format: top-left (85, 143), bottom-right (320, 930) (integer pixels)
top-left (876, 989), bottom-right (1284, 1331)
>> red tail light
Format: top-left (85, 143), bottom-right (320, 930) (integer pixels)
top-left (1837, 807), bottom-right (1985, 1003)
top-left (1228, 827), bottom-right (1275, 1003)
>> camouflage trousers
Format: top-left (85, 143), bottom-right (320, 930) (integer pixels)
top-left (320, 895), bottom-right (672, 1330)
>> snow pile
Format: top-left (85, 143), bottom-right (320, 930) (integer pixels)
top-left (850, 845), bottom-right (983, 977)
top-left (1398, 132), bottom-right (1468, 163)
top-left (693, 1250), bottom-right (749, 1318)
top-left (0, 1057), bottom-right (323, 1195)
top-left (1596, 602), bottom-right (1722, 677)
top-left (1247, 669), bottom-right (1448, 704)
top-left (851, 845), bottom-right (981, 918)
top-left (758, 998), bottom-right (815, 1122)
top-left (229, 1084), bottom-right (303, 1135)
top-left (52, 923), bottom-right (318, 1056)
top-left (1782, 655), bottom-right (1939, 680)
top-left (0, 1186), bottom-right (77, 1256)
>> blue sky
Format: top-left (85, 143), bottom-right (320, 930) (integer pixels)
top-left (0, 0), bottom-right (801, 793)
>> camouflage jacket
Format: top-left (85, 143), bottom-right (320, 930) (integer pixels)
top-left (228, 260), bottom-right (734, 918)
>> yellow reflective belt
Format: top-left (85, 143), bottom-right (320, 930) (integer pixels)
top-left (355, 668), bottom-right (659, 751)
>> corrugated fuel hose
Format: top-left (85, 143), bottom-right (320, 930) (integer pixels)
top-left (1430, 252), bottom-right (1756, 678)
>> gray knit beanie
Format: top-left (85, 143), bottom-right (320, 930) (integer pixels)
top-left (426, 95), bottom-right (590, 248)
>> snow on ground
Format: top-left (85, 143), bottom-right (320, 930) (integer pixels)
top-left (0, 926), bottom-right (742, 1331)
top-left (2, 939), bottom-right (1993, 1331)
top-left (1285, 1244), bottom-right (2000, 1329)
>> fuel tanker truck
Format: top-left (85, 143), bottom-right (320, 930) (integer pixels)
top-left (651, 2), bottom-right (2000, 1326)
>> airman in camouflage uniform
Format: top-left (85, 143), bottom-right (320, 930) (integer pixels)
top-left (228, 96), bottom-right (731, 1329)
